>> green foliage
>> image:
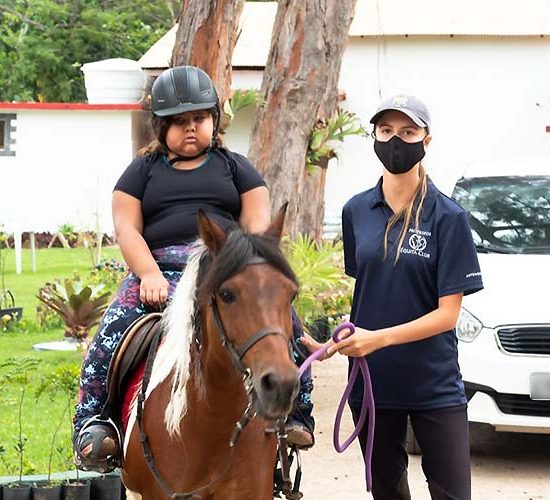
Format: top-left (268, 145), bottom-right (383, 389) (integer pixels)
top-left (88, 259), bottom-right (127, 296)
top-left (0, 356), bottom-right (42, 482)
top-left (35, 364), bottom-right (80, 480)
top-left (0, 328), bottom-right (83, 476)
top-left (36, 303), bottom-right (64, 330)
top-left (223, 89), bottom-right (265, 121)
top-left (0, 0), bottom-right (174, 102)
top-left (283, 235), bottom-right (353, 326)
top-left (306, 109), bottom-right (367, 173)
top-left (36, 275), bottom-right (110, 340)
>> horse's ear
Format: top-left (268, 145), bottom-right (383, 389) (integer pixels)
top-left (198, 209), bottom-right (227, 253)
top-left (264, 202), bottom-right (288, 242)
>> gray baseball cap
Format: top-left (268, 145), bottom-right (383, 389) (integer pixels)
top-left (370, 94), bottom-right (431, 129)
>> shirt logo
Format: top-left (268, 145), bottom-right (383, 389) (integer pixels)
top-left (401, 228), bottom-right (431, 259)
top-left (408, 233), bottom-right (427, 252)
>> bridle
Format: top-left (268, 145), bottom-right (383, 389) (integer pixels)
top-left (136, 256), bottom-right (297, 499)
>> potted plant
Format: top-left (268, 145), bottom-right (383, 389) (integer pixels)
top-left (36, 275), bottom-right (111, 344)
top-left (33, 364), bottom-right (84, 500)
top-left (0, 357), bottom-right (41, 500)
top-left (0, 231), bottom-right (23, 326)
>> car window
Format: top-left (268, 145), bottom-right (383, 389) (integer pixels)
top-left (451, 175), bottom-right (550, 254)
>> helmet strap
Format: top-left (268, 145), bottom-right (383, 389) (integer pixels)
top-left (168, 146), bottom-right (211, 164)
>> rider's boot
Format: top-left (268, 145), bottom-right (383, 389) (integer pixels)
top-left (285, 401), bottom-right (315, 449)
top-left (73, 416), bottom-right (122, 473)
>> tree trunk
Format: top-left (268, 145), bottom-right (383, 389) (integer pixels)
top-left (171, 0), bottom-right (245, 106)
top-left (248, 0), bottom-right (357, 239)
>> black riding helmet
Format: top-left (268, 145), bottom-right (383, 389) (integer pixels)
top-left (151, 65), bottom-right (221, 137)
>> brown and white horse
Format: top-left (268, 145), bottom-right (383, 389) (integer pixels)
top-left (122, 207), bottom-right (300, 499)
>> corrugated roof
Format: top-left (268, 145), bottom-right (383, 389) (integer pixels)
top-left (139, 0), bottom-right (550, 70)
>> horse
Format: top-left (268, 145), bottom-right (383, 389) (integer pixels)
top-left (121, 206), bottom-right (301, 500)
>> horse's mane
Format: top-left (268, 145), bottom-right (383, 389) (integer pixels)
top-left (145, 228), bottom-right (297, 438)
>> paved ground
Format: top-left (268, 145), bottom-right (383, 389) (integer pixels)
top-left (297, 355), bottom-right (550, 500)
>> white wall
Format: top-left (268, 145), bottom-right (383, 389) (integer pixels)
top-left (0, 109), bottom-right (133, 234)
top-left (4, 36), bottom-right (550, 234)
top-left (229, 36), bottom-right (550, 223)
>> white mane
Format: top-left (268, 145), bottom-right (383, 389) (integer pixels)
top-left (135, 243), bottom-right (206, 439)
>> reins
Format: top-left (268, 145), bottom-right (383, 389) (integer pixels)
top-left (298, 321), bottom-right (375, 492)
top-left (135, 256), bottom-right (296, 499)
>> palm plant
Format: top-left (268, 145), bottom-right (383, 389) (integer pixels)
top-left (36, 276), bottom-right (111, 340)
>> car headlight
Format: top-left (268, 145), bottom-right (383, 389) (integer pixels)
top-left (456, 308), bottom-right (483, 342)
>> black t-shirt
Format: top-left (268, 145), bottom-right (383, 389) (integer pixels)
top-left (114, 148), bottom-right (266, 249)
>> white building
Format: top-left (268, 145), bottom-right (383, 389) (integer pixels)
top-left (2, 0), bottom-right (550, 237)
top-left (141, 0), bottom-right (550, 221)
top-left (0, 102), bottom-right (140, 234)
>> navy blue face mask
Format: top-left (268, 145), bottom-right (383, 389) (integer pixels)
top-left (374, 135), bottom-right (426, 174)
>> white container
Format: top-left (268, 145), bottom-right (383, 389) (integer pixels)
top-left (81, 58), bottom-right (145, 104)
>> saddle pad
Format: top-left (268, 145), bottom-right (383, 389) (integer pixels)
top-left (105, 313), bottom-right (163, 425)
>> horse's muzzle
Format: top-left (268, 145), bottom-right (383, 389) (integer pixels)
top-left (254, 368), bottom-right (300, 420)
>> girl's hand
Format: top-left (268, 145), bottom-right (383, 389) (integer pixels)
top-left (327, 326), bottom-right (386, 357)
top-left (300, 333), bottom-right (336, 361)
top-left (140, 271), bottom-right (169, 306)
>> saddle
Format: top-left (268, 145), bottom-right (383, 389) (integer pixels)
top-left (103, 312), bottom-right (164, 430)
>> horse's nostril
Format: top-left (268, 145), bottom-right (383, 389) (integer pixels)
top-left (260, 371), bottom-right (278, 394)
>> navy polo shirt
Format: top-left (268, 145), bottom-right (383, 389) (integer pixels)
top-left (342, 177), bottom-right (483, 410)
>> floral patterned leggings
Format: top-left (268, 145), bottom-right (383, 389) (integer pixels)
top-left (74, 245), bottom-right (314, 432)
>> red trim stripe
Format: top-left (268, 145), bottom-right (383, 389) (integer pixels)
top-left (0, 102), bottom-right (142, 111)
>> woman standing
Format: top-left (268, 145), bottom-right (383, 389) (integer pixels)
top-left (303, 95), bottom-right (483, 500)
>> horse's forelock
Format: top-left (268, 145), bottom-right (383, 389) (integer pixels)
top-left (196, 229), bottom-right (297, 306)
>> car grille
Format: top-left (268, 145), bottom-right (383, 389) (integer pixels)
top-left (494, 392), bottom-right (550, 417)
top-left (497, 326), bottom-right (550, 355)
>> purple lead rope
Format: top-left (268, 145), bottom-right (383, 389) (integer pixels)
top-left (298, 321), bottom-right (375, 492)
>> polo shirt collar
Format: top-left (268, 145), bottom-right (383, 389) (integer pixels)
top-left (368, 176), bottom-right (438, 221)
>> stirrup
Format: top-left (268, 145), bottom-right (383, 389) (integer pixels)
top-left (74, 416), bottom-right (122, 473)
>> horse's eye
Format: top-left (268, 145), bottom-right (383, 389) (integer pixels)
top-left (291, 291), bottom-right (298, 303)
top-left (218, 288), bottom-right (236, 304)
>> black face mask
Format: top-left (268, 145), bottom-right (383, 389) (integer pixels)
top-left (374, 135), bottom-right (426, 174)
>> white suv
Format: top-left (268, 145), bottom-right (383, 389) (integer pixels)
top-left (451, 172), bottom-right (550, 434)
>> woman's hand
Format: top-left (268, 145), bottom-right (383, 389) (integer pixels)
top-left (327, 326), bottom-right (387, 357)
top-left (139, 271), bottom-right (169, 306)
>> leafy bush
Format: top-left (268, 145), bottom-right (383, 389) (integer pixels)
top-left (35, 364), bottom-right (80, 481)
top-left (283, 235), bottom-right (353, 328)
top-left (36, 275), bottom-right (111, 340)
top-left (88, 259), bottom-right (127, 295)
top-left (36, 304), bottom-right (64, 331)
top-left (0, 357), bottom-right (41, 482)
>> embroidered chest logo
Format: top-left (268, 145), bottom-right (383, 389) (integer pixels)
top-left (401, 228), bottom-right (431, 259)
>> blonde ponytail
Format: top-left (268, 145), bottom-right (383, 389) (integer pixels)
top-left (383, 164), bottom-right (429, 263)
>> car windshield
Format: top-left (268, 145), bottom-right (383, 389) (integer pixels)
top-left (451, 175), bottom-right (550, 254)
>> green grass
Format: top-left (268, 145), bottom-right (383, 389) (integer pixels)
top-left (1, 247), bottom-right (122, 314)
top-left (0, 246), bottom-right (122, 477)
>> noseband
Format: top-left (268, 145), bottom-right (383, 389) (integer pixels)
top-left (137, 255), bottom-right (296, 499)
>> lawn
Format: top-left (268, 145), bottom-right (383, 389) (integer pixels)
top-left (1, 246), bottom-right (122, 314)
top-left (0, 246), bottom-right (122, 477)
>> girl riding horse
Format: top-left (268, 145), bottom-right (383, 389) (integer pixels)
top-left (73, 65), bottom-right (314, 473)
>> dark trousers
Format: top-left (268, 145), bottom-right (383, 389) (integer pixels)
top-left (351, 404), bottom-right (471, 500)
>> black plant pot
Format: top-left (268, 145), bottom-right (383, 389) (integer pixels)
top-left (90, 475), bottom-right (121, 500)
top-left (0, 307), bottom-right (23, 322)
top-left (32, 484), bottom-right (62, 500)
top-left (61, 481), bottom-right (90, 500)
top-left (1, 484), bottom-right (31, 500)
